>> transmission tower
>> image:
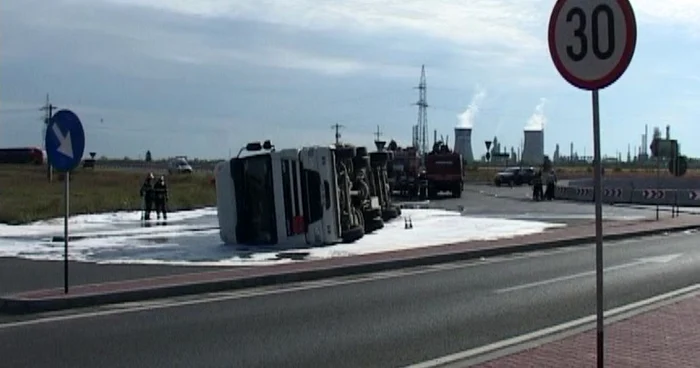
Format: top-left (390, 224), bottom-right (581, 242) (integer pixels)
top-left (413, 65), bottom-right (428, 155)
top-left (331, 123), bottom-right (345, 145)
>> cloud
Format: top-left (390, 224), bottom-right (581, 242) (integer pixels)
top-left (524, 98), bottom-right (547, 131)
top-left (100, 0), bottom-right (548, 59)
top-left (456, 88), bottom-right (488, 128)
top-left (634, 0), bottom-right (700, 32)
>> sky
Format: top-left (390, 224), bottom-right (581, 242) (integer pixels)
top-left (2, 0), bottom-right (700, 160)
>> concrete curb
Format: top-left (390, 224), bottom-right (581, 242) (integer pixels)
top-left (2, 224), bottom-right (699, 315)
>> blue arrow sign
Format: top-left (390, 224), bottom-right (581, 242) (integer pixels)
top-left (45, 109), bottom-right (86, 172)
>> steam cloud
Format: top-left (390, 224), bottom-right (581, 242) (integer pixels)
top-left (524, 98), bottom-right (547, 131)
top-left (457, 88), bottom-right (487, 128)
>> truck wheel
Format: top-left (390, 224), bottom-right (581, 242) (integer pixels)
top-left (355, 146), bottom-right (368, 158)
top-left (381, 206), bottom-right (400, 221)
top-left (369, 152), bottom-right (390, 166)
top-left (336, 147), bottom-right (356, 161)
top-left (341, 225), bottom-right (364, 243)
top-left (364, 216), bottom-right (384, 233)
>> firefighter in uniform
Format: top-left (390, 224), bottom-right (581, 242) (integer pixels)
top-left (139, 173), bottom-right (155, 220)
top-left (153, 175), bottom-right (169, 220)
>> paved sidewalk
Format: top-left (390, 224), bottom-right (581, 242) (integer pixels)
top-left (2, 216), bottom-right (700, 314)
top-left (473, 292), bottom-right (700, 367)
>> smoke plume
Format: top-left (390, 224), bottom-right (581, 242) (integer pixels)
top-left (457, 87), bottom-right (487, 128)
top-left (524, 98), bottom-right (547, 131)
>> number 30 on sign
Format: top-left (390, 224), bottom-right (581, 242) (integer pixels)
top-left (548, 0), bottom-right (637, 91)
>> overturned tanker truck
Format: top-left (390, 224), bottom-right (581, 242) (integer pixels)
top-left (214, 140), bottom-right (401, 248)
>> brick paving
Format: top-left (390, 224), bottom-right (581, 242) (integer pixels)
top-left (3, 216), bottom-right (700, 303)
top-left (472, 293), bottom-right (700, 368)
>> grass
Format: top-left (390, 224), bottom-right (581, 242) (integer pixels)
top-left (0, 165), bottom-right (216, 225)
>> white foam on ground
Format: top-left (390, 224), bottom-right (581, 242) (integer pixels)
top-left (0, 207), bottom-right (217, 237)
top-left (0, 209), bottom-right (565, 267)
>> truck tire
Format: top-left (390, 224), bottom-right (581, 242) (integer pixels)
top-left (369, 152), bottom-right (390, 166)
top-left (381, 206), bottom-right (400, 221)
top-left (355, 146), bottom-right (368, 158)
top-left (365, 216), bottom-right (384, 233)
top-left (341, 225), bottom-right (364, 243)
top-left (336, 147), bottom-right (356, 161)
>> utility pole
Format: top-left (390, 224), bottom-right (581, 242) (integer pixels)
top-left (331, 123), bottom-right (345, 145)
top-left (374, 125), bottom-right (383, 141)
top-left (39, 94), bottom-right (56, 182)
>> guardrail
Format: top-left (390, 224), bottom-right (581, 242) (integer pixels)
top-left (555, 179), bottom-right (700, 207)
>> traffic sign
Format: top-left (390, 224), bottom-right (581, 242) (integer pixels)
top-left (668, 155), bottom-right (688, 177)
top-left (45, 109), bottom-right (85, 172)
top-left (44, 108), bottom-right (86, 295)
top-left (485, 152), bottom-right (491, 161)
top-left (548, 1), bottom-right (638, 364)
top-left (485, 141), bottom-right (492, 151)
top-left (548, 0), bottom-right (638, 91)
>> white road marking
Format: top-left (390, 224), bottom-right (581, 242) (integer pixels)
top-left (495, 254), bottom-right (682, 293)
top-left (404, 283), bottom-right (700, 368)
top-left (0, 237), bottom-right (685, 329)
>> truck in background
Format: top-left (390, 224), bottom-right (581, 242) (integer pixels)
top-left (0, 147), bottom-right (44, 165)
top-left (424, 141), bottom-right (463, 198)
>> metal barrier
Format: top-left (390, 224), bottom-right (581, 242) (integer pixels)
top-left (556, 181), bottom-right (700, 207)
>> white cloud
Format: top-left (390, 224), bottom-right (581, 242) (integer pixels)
top-left (634, 0), bottom-right (700, 31)
top-left (524, 98), bottom-right (547, 131)
top-left (101, 0), bottom-right (549, 59)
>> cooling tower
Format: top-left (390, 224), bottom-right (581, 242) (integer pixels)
top-left (453, 127), bottom-right (474, 163)
top-left (521, 129), bottom-right (544, 166)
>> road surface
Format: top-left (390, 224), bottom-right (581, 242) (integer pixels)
top-left (1, 230), bottom-right (698, 367)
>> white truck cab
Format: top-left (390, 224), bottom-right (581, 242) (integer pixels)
top-left (215, 141), bottom-right (347, 247)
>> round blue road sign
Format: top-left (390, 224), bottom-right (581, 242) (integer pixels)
top-left (45, 109), bottom-right (86, 172)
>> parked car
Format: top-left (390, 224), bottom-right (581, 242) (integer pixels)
top-left (168, 157), bottom-right (193, 174)
top-left (493, 166), bottom-right (535, 186)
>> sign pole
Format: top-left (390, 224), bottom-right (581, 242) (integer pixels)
top-left (64, 171), bottom-right (70, 294)
top-left (45, 109), bottom-right (85, 296)
top-left (655, 153), bottom-right (660, 220)
top-left (592, 89), bottom-right (604, 368)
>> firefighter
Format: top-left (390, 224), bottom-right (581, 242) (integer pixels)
top-left (139, 173), bottom-right (155, 220)
top-left (154, 175), bottom-right (169, 220)
top-left (532, 170), bottom-right (543, 201)
top-left (545, 169), bottom-right (557, 200)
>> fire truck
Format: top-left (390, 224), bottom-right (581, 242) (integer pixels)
top-left (387, 145), bottom-right (427, 198)
top-left (425, 140), bottom-right (463, 198)
top-left (215, 140), bottom-right (387, 247)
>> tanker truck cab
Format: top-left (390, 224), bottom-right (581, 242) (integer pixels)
top-left (215, 141), bottom-right (343, 247)
top-left (298, 146), bottom-right (342, 246)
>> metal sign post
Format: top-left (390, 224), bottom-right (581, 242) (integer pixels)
top-left (548, 1), bottom-right (637, 367)
top-left (45, 109), bottom-right (86, 294)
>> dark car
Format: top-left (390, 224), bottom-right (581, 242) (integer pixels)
top-left (493, 166), bottom-right (535, 186)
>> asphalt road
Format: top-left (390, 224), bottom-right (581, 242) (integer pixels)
top-left (0, 184), bottom-right (677, 294)
top-left (1, 231), bottom-right (699, 368)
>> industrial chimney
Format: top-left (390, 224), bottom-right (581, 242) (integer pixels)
top-left (453, 127), bottom-right (474, 163)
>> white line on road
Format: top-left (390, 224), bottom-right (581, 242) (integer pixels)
top-left (404, 283), bottom-right (700, 368)
top-left (495, 253), bottom-right (682, 293)
top-left (0, 238), bottom-right (683, 330)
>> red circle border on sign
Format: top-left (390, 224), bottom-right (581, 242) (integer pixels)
top-left (548, 0), bottom-right (637, 91)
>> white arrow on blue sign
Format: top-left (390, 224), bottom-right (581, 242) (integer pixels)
top-left (45, 109), bottom-right (86, 172)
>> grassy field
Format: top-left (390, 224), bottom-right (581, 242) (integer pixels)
top-left (0, 165), bottom-right (216, 225)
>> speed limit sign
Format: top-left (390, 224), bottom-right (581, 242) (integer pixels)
top-left (548, 0), bottom-right (637, 90)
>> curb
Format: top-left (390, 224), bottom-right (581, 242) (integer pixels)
top-left (2, 224), bottom-right (699, 315)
